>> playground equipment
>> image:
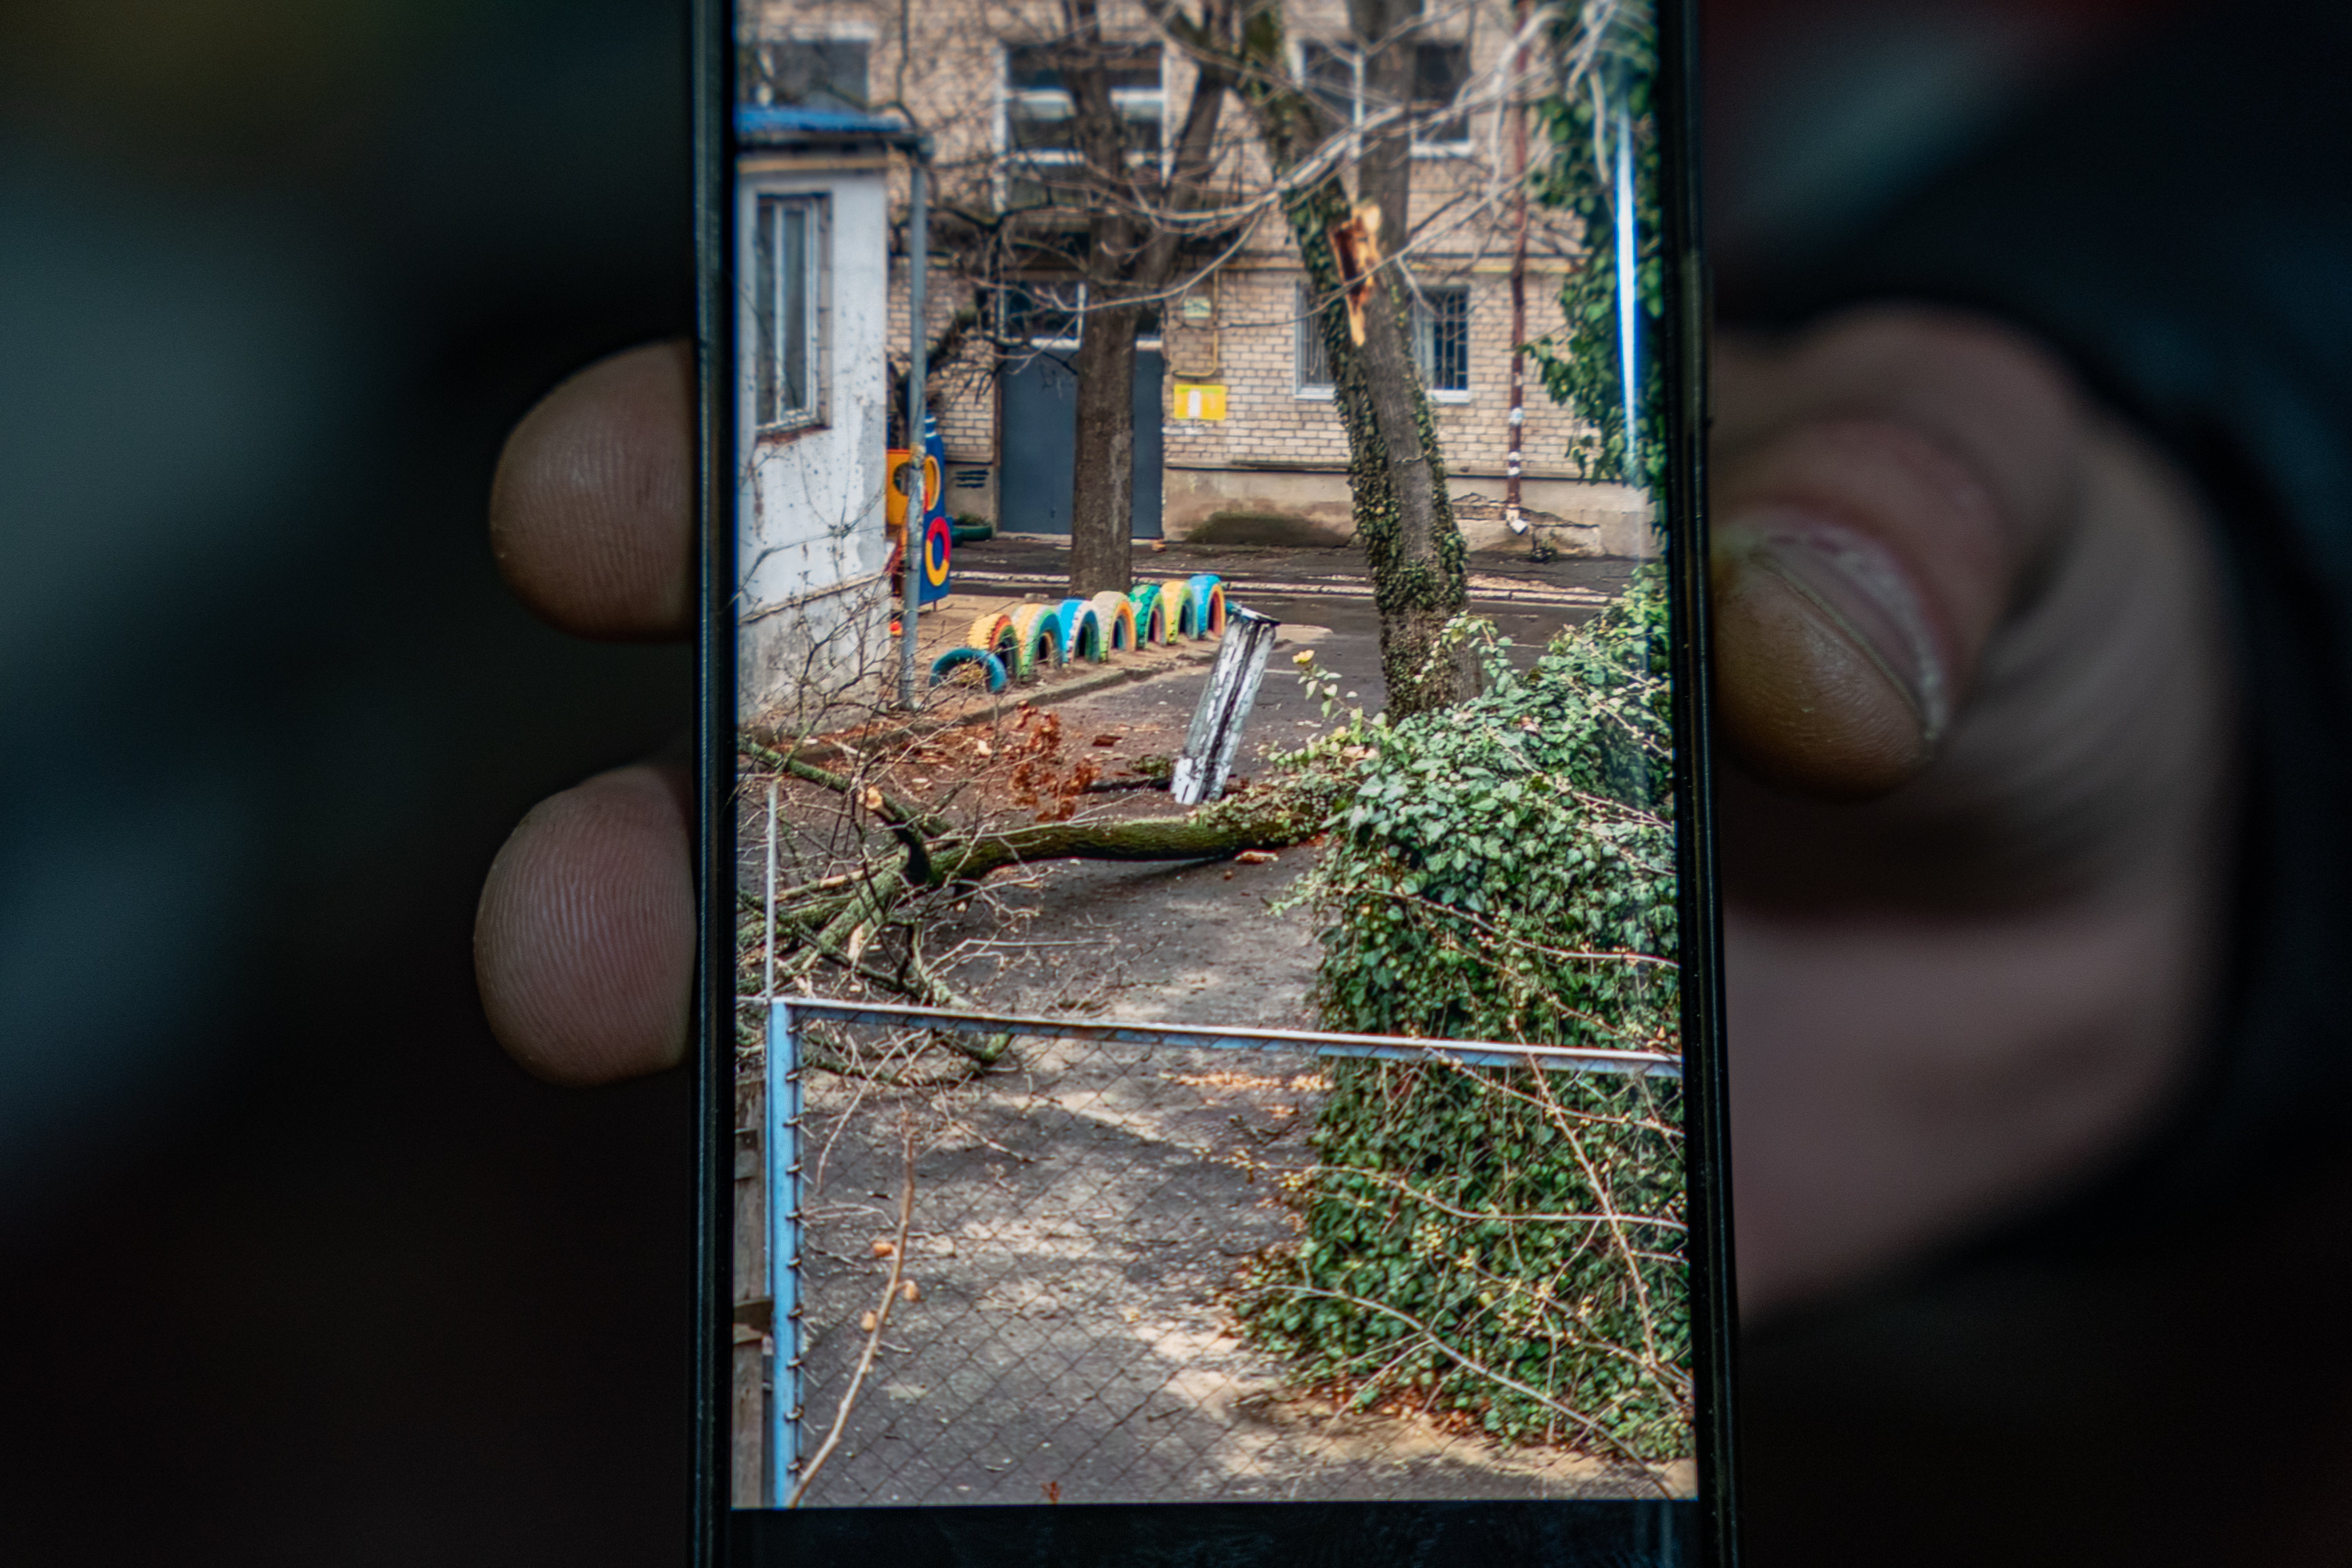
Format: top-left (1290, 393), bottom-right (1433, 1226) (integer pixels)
top-left (927, 576), bottom-right (1229, 702)
top-left (885, 413), bottom-right (955, 607)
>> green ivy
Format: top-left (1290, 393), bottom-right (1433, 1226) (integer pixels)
top-left (1528, 3), bottom-right (1663, 489)
top-left (1238, 568), bottom-right (1689, 1461)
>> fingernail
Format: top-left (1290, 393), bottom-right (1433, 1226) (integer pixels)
top-left (1718, 511), bottom-right (1950, 742)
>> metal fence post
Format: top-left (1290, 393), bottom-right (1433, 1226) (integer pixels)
top-left (766, 1000), bottom-right (804, 1505)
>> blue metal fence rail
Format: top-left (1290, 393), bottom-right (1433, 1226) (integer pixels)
top-left (761, 996), bottom-right (1682, 1507)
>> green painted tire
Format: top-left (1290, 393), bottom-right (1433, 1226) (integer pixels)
top-left (1129, 584), bottom-right (1166, 646)
top-left (1008, 603), bottom-right (1064, 681)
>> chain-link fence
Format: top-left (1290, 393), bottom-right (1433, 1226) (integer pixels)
top-left (732, 1000), bottom-right (1687, 1510)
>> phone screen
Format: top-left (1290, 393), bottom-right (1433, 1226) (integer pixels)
top-left (698, 0), bottom-right (1729, 1561)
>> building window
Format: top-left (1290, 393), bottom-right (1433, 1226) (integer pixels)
top-left (1002, 42), bottom-right (1164, 208)
top-left (752, 194), bottom-right (825, 430)
top-left (1295, 281), bottom-right (1472, 397)
top-left (1296, 39), bottom-right (1473, 151)
top-left (1001, 280), bottom-right (1085, 347)
top-left (1416, 285), bottom-right (1471, 394)
top-left (1295, 283), bottom-right (1335, 395)
top-left (739, 40), bottom-right (870, 112)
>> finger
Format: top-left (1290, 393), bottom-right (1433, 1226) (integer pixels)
top-left (475, 761), bottom-right (695, 1085)
top-left (489, 339), bottom-right (695, 641)
top-left (1710, 308), bottom-right (2085, 798)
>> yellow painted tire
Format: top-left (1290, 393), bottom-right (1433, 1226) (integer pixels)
top-left (967, 611), bottom-right (1016, 664)
top-left (1158, 579), bottom-right (1194, 640)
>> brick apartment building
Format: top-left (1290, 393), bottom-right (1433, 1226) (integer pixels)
top-left (737, 0), bottom-right (1654, 558)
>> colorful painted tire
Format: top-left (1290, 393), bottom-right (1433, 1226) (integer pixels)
top-left (1187, 574), bottom-right (1227, 636)
top-left (928, 646), bottom-right (1008, 694)
top-left (1054, 598), bottom-right (1106, 662)
top-left (1158, 579), bottom-right (1195, 639)
top-left (1088, 591), bottom-right (1138, 653)
top-left (1008, 603), bottom-right (1065, 680)
top-left (1128, 583), bottom-right (1167, 646)
top-left (967, 611), bottom-right (1017, 664)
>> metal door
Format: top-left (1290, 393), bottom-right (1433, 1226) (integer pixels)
top-left (998, 348), bottom-right (1163, 538)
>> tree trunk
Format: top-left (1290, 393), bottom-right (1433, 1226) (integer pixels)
top-left (1053, 0), bottom-right (1234, 600)
top-left (1219, 0), bottom-right (1474, 717)
top-left (1346, 0), bottom-right (1475, 714)
top-left (1068, 293), bottom-right (1140, 595)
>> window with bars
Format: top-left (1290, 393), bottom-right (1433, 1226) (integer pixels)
top-left (1295, 282), bottom-right (1472, 397)
top-left (1296, 39), bottom-right (1473, 150)
top-left (752, 195), bottom-right (826, 431)
top-left (1416, 285), bottom-right (1471, 393)
top-left (739, 39), bottom-right (870, 113)
top-left (1002, 42), bottom-right (1164, 209)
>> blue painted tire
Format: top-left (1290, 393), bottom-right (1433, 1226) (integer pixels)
top-left (928, 646), bottom-right (1009, 694)
top-left (1187, 574), bottom-right (1228, 635)
top-left (1054, 598), bottom-right (1106, 662)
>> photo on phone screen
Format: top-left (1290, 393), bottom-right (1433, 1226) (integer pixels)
top-left (708, 0), bottom-right (1724, 1557)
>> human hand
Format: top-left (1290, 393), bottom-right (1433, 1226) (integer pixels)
top-left (474, 341), bottom-right (699, 1088)
top-left (472, 310), bottom-right (2238, 1317)
top-left (1709, 305), bottom-right (2235, 1313)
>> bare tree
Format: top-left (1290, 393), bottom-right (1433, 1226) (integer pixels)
top-left (1051, 0), bottom-right (1243, 595)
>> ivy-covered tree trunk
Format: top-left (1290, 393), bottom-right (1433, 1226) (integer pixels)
top-left (1229, 0), bottom-right (1472, 717)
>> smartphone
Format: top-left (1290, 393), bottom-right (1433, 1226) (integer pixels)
top-left (693, 0), bottom-right (1731, 1562)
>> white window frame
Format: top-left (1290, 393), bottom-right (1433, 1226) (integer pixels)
top-left (998, 40), bottom-right (1169, 205)
top-left (752, 193), bottom-right (829, 434)
top-left (1294, 38), bottom-right (1474, 155)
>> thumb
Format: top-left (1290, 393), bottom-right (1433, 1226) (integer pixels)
top-left (1708, 309), bottom-right (2083, 799)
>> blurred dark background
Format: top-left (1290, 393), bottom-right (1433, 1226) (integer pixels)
top-left (8, 0), bottom-right (2343, 1563)
top-left (0, 1), bottom-right (693, 1559)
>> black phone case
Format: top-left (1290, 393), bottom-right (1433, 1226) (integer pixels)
top-left (691, 2), bottom-right (1733, 1560)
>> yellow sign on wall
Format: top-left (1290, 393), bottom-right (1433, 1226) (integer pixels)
top-left (1172, 383), bottom-right (1227, 421)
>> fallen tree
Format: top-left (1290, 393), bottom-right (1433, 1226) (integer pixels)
top-left (733, 733), bottom-right (1347, 1064)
